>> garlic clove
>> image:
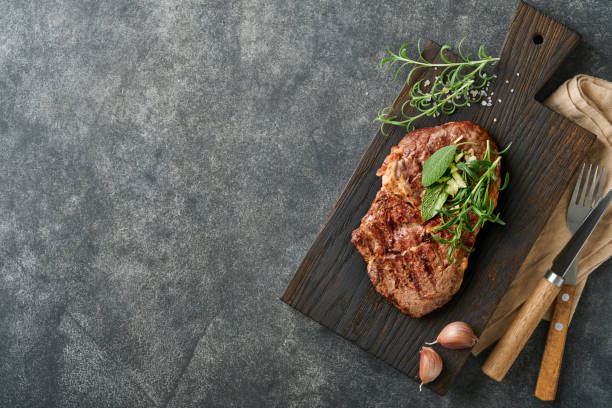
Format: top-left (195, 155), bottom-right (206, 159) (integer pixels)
top-left (426, 321), bottom-right (478, 349)
top-left (419, 347), bottom-right (443, 391)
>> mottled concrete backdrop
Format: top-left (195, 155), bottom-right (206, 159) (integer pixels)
top-left (0, 0), bottom-right (610, 407)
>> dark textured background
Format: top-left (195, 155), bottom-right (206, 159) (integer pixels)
top-left (0, 1), bottom-right (610, 407)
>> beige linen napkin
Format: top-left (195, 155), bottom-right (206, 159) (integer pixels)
top-left (473, 75), bottom-right (612, 355)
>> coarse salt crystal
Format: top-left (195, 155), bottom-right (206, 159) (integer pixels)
top-left (510, 89), bottom-right (514, 93)
top-left (493, 118), bottom-right (497, 122)
top-left (505, 80), bottom-right (509, 84)
top-left (498, 99), bottom-right (502, 103)
top-left (424, 79), bottom-right (430, 86)
top-left (481, 101), bottom-right (487, 106)
top-left (491, 92), bottom-right (494, 95)
top-left (467, 102), bottom-right (471, 107)
top-left (516, 72), bottom-right (520, 76)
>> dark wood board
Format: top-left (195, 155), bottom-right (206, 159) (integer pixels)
top-left (280, 1), bottom-right (596, 394)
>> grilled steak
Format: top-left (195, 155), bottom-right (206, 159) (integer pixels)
top-left (351, 121), bottom-right (499, 317)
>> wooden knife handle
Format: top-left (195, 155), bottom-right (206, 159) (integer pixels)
top-left (534, 284), bottom-right (576, 400)
top-left (482, 275), bottom-right (562, 381)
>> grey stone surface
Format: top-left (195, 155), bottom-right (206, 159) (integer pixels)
top-left (0, 0), bottom-right (610, 407)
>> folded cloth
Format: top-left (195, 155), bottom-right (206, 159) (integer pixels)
top-left (473, 75), bottom-right (612, 355)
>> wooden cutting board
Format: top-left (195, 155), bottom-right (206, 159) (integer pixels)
top-left (281, 1), bottom-right (595, 394)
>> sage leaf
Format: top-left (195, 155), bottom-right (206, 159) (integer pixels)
top-left (422, 145), bottom-right (456, 187)
top-left (421, 183), bottom-right (448, 221)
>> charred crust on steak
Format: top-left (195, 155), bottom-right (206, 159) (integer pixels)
top-left (351, 121), bottom-right (499, 318)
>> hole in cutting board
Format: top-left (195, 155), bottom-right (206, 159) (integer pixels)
top-left (533, 34), bottom-right (544, 44)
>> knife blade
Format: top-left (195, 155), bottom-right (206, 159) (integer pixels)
top-left (482, 189), bottom-right (612, 382)
top-left (548, 189), bottom-right (612, 284)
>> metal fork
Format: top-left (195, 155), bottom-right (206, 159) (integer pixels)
top-left (534, 163), bottom-right (606, 400)
top-left (567, 163), bottom-right (606, 249)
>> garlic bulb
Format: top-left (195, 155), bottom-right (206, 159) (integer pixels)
top-left (426, 321), bottom-right (478, 349)
top-left (419, 347), bottom-right (443, 390)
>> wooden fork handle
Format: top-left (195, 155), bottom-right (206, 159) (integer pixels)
top-left (482, 274), bottom-right (562, 381)
top-left (535, 284), bottom-right (576, 401)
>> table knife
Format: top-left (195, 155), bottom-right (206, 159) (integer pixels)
top-left (482, 189), bottom-right (612, 382)
top-left (534, 164), bottom-right (605, 400)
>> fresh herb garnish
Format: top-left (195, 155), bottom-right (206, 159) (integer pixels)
top-left (422, 145), bottom-right (457, 187)
top-left (421, 141), bottom-right (511, 262)
top-left (375, 39), bottom-right (500, 134)
top-left (421, 183), bottom-right (448, 222)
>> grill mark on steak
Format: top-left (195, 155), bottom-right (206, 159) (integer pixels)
top-left (417, 245), bottom-right (436, 290)
top-left (351, 121), bottom-right (500, 318)
top-left (405, 262), bottom-right (423, 298)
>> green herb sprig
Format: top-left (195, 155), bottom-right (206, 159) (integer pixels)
top-left (375, 39), bottom-right (500, 134)
top-left (421, 141), bottom-right (511, 262)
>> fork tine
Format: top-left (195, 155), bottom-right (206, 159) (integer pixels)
top-left (579, 164), bottom-right (592, 205)
top-left (587, 165), bottom-right (599, 207)
top-left (596, 167), bottom-right (606, 203)
top-left (571, 163), bottom-right (585, 205)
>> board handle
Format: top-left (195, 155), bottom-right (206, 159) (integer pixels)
top-left (482, 273), bottom-right (562, 381)
top-left (534, 284), bottom-right (576, 400)
top-left (498, 1), bottom-right (581, 99)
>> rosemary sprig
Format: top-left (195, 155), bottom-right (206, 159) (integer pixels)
top-left (425, 141), bottom-right (511, 262)
top-left (375, 39), bottom-right (500, 134)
